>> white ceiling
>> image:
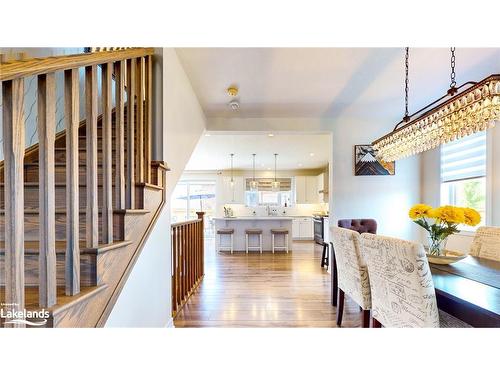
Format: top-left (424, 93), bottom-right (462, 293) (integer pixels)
top-left (185, 133), bottom-right (330, 171)
top-left (176, 48), bottom-right (500, 120)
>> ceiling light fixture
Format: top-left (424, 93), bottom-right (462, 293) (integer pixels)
top-left (271, 153), bottom-right (280, 192)
top-left (309, 153), bottom-right (315, 157)
top-left (249, 153), bottom-right (258, 191)
top-left (268, 133), bottom-right (275, 137)
top-left (227, 86), bottom-right (239, 97)
top-left (372, 48), bottom-right (500, 162)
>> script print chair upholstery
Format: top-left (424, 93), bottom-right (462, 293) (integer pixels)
top-left (469, 226), bottom-right (500, 261)
top-left (361, 233), bottom-right (470, 328)
top-left (331, 227), bottom-right (371, 328)
top-left (331, 219), bottom-right (377, 306)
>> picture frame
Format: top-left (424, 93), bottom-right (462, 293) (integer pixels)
top-left (354, 144), bottom-right (395, 176)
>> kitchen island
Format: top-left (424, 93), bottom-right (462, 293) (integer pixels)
top-left (213, 217), bottom-right (294, 252)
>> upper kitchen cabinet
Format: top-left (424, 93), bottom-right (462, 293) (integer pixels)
top-left (317, 171), bottom-right (329, 203)
top-left (219, 176), bottom-right (245, 204)
top-left (295, 176), bottom-right (318, 204)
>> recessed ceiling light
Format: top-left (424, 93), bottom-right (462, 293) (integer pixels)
top-left (268, 133), bottom-right (274, 137)
top-left (205, 133), bottom-right (211, 137)
top-left (309, 153), bottom-right (315, 157)
top-left (298, 163), bottom-right (303, 167)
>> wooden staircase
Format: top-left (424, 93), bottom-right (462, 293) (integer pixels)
top-left (0, 48), bottom-right (168, 327)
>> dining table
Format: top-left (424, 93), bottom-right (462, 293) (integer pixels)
top-left (430, 256), bottom-right (500, 327)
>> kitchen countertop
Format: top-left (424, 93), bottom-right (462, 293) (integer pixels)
top-left (213, 216), bottom-right (307, 220)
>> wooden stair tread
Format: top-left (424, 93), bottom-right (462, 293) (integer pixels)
top-left (0, 240), bottom-right (133, 255)
top-left (0, 284), bottom-right (108, 315)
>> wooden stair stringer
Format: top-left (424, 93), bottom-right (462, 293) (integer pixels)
top-left (49, 183), bottom-right (166, 327)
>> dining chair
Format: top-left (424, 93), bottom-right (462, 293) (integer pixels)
top-left (330, 219), bottom-right (377, 307)
top-left (361, 233), bottom-right (471, 328)
top-left (338, 219), bottom-right (377, 234)
top-left (330, 227), bottom-right (371, 328)
top-left (469, 226), bottom-right (500, 261)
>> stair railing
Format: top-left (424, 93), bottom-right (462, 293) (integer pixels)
top-left (171, 212), bottom-right (205, 317)
top-left (0, 48), bottom-right (154, 325)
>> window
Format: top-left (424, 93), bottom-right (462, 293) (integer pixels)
top-left (244, 178), bottom-right (292, 207)
top-left (440, 131), bottom-right (487, 229)
top-left (171, 180), bottom-right (216, 237)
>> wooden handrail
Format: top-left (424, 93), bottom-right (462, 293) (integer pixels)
top-left (171, 218), bottom-right (203, 228)
top-left (0, 48), bottom-right (154, 81)
top-left (171, 212), bottom-right (205, 317)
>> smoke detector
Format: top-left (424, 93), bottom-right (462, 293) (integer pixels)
top-left (228, 100), bottom-right (240, 111)
top-left (226, 86), bottom-right (239, 97)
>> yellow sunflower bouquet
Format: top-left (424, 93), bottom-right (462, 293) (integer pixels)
top-left (409, 204), bottom-right (481, 255)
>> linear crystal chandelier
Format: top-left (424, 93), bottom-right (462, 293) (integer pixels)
top-left (372, 48), bottom-right (500, 162)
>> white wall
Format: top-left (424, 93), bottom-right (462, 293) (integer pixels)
top-left (106, 48), bottom-right (206, 327)
top-left (420, 123), bottom-right (500, 253)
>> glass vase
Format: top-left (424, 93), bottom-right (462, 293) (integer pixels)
top-left (428, 236), bottom-right (448, 256)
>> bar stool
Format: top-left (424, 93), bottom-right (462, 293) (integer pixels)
top-left (217, 228), bottom-right (234, 254)
top-left (245, 228), bottom-right (263, 254)
top-left (271, 228), bottom-right (289, 253)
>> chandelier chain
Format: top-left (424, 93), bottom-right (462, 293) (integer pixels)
top-left (450, 47), bottom-right (456, 88)
top-left (404, 47), bottom-right (410, 120)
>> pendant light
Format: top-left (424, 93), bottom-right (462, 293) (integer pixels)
top-left (271, 153), bottom-right (280, 192)
top-left (372, 48), bottom-right (500, 162)
top-left (249, 153), bottom-right (258, 191)
top-left (229, 153), bottom-right (234, 188)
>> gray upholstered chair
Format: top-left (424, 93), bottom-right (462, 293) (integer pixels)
top-left (469, 226), bottom-right (500, 261)
top-left (330, 227), bottom-right (371, 327)
top-left (361, 233), bottom-right (471, 328)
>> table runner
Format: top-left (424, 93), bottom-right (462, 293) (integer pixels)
top-left (431, 259), bottom-right (500, 289)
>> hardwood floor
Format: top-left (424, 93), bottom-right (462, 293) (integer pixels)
top-left (174, 239), bottom-right (364, 328)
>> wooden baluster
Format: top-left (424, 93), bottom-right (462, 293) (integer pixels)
top-left (180, 225), bottom-right (184, 301)
top-left (187, 224), bottom-right (191, 292)
top-left (2, 79), bottom-right (25, 327)
top-left (102, 63), bottom-right (113, 244)
top-left (197, 212), bottom-right (205, 279)
top-left (193, 221), bottom-right (198, 284)
top-left (64, 69), bottom-right (80, 295)
top-left (85, 65), bottom-right (99, 248)
top-left (175, 227), bottom-right (182, 306)
top-left (126, 59), bottom-right (136, 209)
top-left (185, 224), bottom-right (188, 296)
top-left (198, 220), bottom-right (201, 281)
top-left (145, 55), bottom-right (152, 184)
top-left (182, 225), bottom-right (186, 300)
top-left (136, 57), bottom-right (145, 183)
top-left (171, 227), bottom-right (176, 315)
top-left (189, 224), bottom-right (192, 292)
top-left (37, 73), bottom-right (57, 307)
top-left (114, 61), bottom-right (126, 210)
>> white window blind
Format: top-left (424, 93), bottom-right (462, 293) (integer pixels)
top-left (441, 131), bottom-right (487, 183)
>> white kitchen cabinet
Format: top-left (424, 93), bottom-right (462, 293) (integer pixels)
top-left (292, 217), bottom-right (314, 239)
top-left (316, 172), bottom-right (329, 203)
top-left (305, 176), bottom-right (318, 203)
top-left (295, 176), bottom-right (318, 204)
